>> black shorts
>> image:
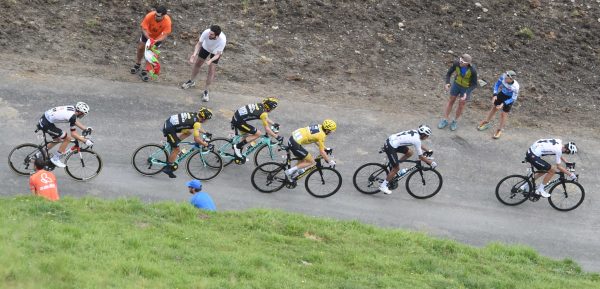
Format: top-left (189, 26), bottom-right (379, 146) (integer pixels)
top-left (37, 116), bottom-right (65, 139)
top-left (162, 123), bottom-right (181, 148)
top-left (384, 139), bottom-right (409, 167)
top-left (139, 34), bottom-right (163, 47)
top-left (231, 118), bottom-right (257, 135)
top-left (288, 136), bottom-right (308, 159)
top-left (198, 47), bottom-right (220, 64)
top-left (494, 92), bottom-right (513, 113)
top-left (525, 150), bottom-right (551, 171)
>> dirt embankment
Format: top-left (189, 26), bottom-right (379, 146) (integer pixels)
top-left (1, 0), bottom-right (599, 128)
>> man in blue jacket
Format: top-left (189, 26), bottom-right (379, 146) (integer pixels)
top-left (477, 70), bottom-right (520, 139)
top-left (186, 180), bottom-right (216, 211)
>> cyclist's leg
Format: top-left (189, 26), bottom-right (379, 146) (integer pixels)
top-left (164, 130), bottom-right (181, 165)
top-left (285, 137), bottom-right (313, 176)
top-left (234, 122), bottom-right (257, 149)
top-left (385, 145), bottom-right (407, 182)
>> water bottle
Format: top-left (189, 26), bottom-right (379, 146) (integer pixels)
top-left (397, 168), bottom-right (407, 177)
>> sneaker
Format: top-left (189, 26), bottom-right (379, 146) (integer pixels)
top-left (519, 183), bottom-right (529, 192)
top-left (477, 121), bottom-right (490, 131)
top-left (379, 183), bottom-right (393, 195)
top-left (437, 119), bottom-right (448, 129)
top-left (130, 63), bottom-right (141, 74)
top-left (202, 90), bottom-right (209, 102)
top-left (536, 186), bottom-right (550, 198)
top-left (181, 80), bottom-right (196, 89)
top-left (284, 169), bottom-right (295, 179)
top-left (493, 129), bottom-right (503, 139)
top-left (50, 154), bottom-right (66, 168)
top-left (449, 120), bottom-right (458, 131)
top-left (233, 144), bottom-right (243, 158)
top-left (161, 165), bottom-right (177, 178)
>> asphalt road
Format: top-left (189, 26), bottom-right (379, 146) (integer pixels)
top-left (1, 69), bottom-right (599, 271)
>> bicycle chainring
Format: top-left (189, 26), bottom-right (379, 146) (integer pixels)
top-left (388, 180), bottom-right (399, 190)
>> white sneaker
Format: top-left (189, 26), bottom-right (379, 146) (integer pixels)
top-left (536, 186), bottom-right (550, 198)
top-left (181, 80), bottom-right (196, 89)
top-left (50, 154), bottom-right (66, 168)
top-left (202, 90), bottom-right (209, 102)
top-left (285, 169), bottom-right (295, 179)
top-left (379, 183), bottom-right (392, 195)
top-left (519, 183), bottom-right (529, 192)
top-left (233, 145), bottom-right (243, 158)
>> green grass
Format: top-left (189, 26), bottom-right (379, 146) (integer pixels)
top-left (0, 197), bottom-right (598, 289)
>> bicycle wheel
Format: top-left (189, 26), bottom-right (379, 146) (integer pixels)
top-left (186, 150), bottom-right (223, 180)
top-left (495, 175), bottom-right (531, 206)
top-left (305, 167), bottom-right (342, 198)
top-left (8, 143), bottom-right (40, 175)
top-left (253, 143), bottom-right (285, 167)
top-left (132, 143), bottom-right (168, 175)
top-left (548, 180), bottom-right (585, 211)
top-left (210, 137), bottom-right (235, 166)
top-left (352, 163), bottom-right (389, 194)
top-left (405, 168), bottom-right (443, 199)
top-left (65, 149), bottom-right (103, 181)
top-left (251, 162), bottom-right (286, 193)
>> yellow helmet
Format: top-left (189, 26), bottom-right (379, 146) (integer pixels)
top-left (262, 97), bottom-right (279, 111)
top-left (197, 107), bottom-right (213, 120)
top-left (322, 119), bottom-right (337, 131)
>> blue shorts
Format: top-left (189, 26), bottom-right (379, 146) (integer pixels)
top-left (449, 82), bottom-right (472, 101)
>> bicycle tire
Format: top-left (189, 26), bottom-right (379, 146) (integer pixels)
top-left (405, 168), bottom-right (443, 199)
top-left (251, 162), bottom-right (286, 193)
top-left (253, 143), bottom-right (285, 167)
top-left (548, 180), bottom-right (585, 212)
top-left (186, 150), bottom-right (223, 180)
top-left (8, 143), bottom-right (40, 175)
top-left (305, 167), bottom-right (342, 198)
top-left (495, 175), bottom-right (531, 206)
top-left (210, 137), bottom-right (235, 166)
top-left (131, 143), bottom-right (168, 175)
top-left (352, 163), bottom-right (389, 194)
top-left (65, 149), bottom-right (103, 181)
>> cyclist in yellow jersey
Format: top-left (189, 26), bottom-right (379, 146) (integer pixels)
top-left (161, 107), bottom-right (213, 178)
top-left (284, 119), bottom-right (337, 178)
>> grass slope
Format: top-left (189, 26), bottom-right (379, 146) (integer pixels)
top-left (0, 197), bottom-right (598, 289)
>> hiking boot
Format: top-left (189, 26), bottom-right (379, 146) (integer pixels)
top-left (50, 154), bottom-right (66, 168)
top-left (437, 119), bottom-right (448, 129)
top-left (202, 90), bottom-right (209, 102)
top-left (449, 120), bottom-right (458, 131)
top-left (130, 63), bottom-right (141, 74)
top-left (493, 129), bottom-right (503, 139)
top-left (181, 80), bottom-right (196, 89)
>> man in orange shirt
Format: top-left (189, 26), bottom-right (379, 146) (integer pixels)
top-left (29, 158), bottom-right (60, 201)
top-left (130, 6), bottom-right (172, 75)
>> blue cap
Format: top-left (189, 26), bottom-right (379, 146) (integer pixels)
top-left (186, 180), bottom-right (202, 190)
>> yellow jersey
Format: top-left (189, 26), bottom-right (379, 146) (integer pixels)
top-left (292, 124), bottom-right (327, 150)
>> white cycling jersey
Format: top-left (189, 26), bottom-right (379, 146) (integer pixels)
top-left (530, 138), bottom-right (563, 164)
top-left (44, 106), bottom-right (77, 127)
top-left (388, 130), bottom-right (423, 156)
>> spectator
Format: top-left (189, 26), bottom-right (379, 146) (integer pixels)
top-left (477, 70), bottom-right (520, 139)
top-left (187, 180), bottom-right (216, 211)
top-left (130, 6), bottom-right (172, 76)
top-left (438, 54), bottom-right (478, 131)
top-left (29, 158), bottom-right (59, 201)
top-left (181, 25), bottom-right (227, 102)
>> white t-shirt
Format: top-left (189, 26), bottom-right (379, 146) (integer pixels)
top-left (530, 139), bottom-right (563, 164)
top-left (199, 29), bottom-right (227, 54)
top-left (44, 106), bottom-right (77, 126)
top-left (388, 130), bottom-right (423, 156)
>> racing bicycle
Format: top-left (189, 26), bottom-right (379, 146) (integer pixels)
top-left (495, 160), bottom-right (584, 211)
top-left (131, 134), bottom-right (223, 180)
top-left (352, 149), bottom-right (442, 199)
top-left (210, 125), bottom-right (285, 167)
top-left (250, 147), bottom-right (342, 198)
top-left (8, 127), bottom-right (102, 181)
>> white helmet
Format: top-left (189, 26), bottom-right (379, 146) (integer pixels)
top-left (418, 124), bottom-right (432, 136)
top-left (565, 142), bottom-right (577, 154)
top-left (75, 102), bottom-right (90, 114)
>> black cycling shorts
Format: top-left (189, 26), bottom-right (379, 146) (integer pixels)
top-left (231, 118), bottom-right (257, 135)
top-left (38, 116), bottom-right (66, 139)
top-left (288, 136), bottom-right (308, 160)
top-left (494, 92), bottom-right (513, 113)
top-left (198, 47), bottom-right (220, 64)
top-left (162, 122), bottom-right (182, 148)
top-left (384, 139), bottom-right (409, 167)
top-left (525, 150), bottom-right (551, 171)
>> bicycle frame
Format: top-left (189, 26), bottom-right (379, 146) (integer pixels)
top-left (282, 147), bottom-right (332, 181)
top-left (218, 134), bottom-right (282, 161)
top-left (520, 161), bottom-right (577, 197)
top-left (149, 141), bottom-right (210, 167)
top-left (35, 128), bottom-right (90, 170)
